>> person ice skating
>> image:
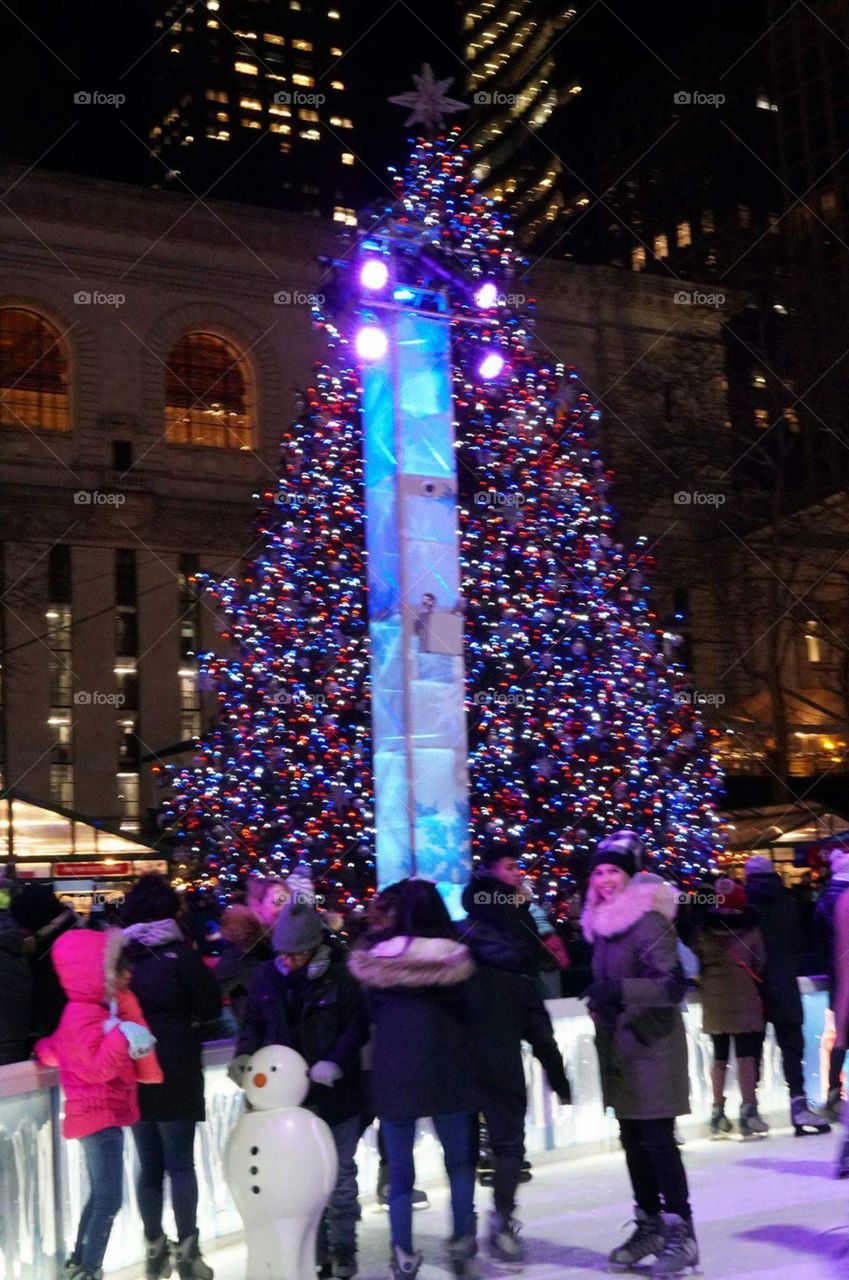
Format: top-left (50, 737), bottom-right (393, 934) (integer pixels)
top-left (744, 856), bottom-right (829, 1136)
top-left (234, 884), bottom-right (368, 1279)
top-left (582, 831), bottom-right (698, 1276)
top-left (35, 929), bottom-right (162, 1280)
top-left (691, 878), bottom-right (768, 1140)
top-left (349, 879), bottom-right (479, 1280)
top-left (461, 840), bottom-right (571, 1267)
top-left (11, 881), bottom-right (78, 1041)
top-left (814, 845), bottom-right (849, 1121)
top-left (224, 1044), bottom-right (338, 1280)
top-left (121, 874), bottom-right (223, 1279)
top-left (0, 881), bottom-right (32, 1066)
top-left (829, 878), bottom-right (849, 1178)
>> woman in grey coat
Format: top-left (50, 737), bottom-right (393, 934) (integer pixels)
top-left (582, 831), bottom-right (696, 1277)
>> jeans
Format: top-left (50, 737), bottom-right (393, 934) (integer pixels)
top-left (72, 1127), bottom-right (125, 1272)
top-left (132, 1119), bottom-right (198, 1242)
top-left (316, 1116), bottom-right (361, 1256)
top-left (478, 1086), bottom-right (526, 1219)
top-left (619, 1118), bottom-right (691, 1220)
top-left (382, 1111), bottom-right (476, 1253)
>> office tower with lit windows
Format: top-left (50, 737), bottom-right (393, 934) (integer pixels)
top-left (149, 0), bottom-right (358, 222)
top-left (462, 1), bottom-right (579, 246)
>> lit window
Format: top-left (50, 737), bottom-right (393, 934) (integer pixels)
top-left (266, 73), bottom-right (286, 82)
top-left (333, 206), bottom-right (357, 226)
top-left (293, 73), bottom-right (314, 87)
top-left (330, 47), bottom-right (342, 56)
top-left (240, 97), bottom-right (262, 110)
top-left (279, 141), bottom-right (291, 153)
top-left (234, 30), bottom-right (257, 39)
top-left (235, 60), bottom-right (258, 75)
top-left (241, 118), bottom-right (262, 129)
top-left (292, 38), bottom-right (313, 51)
top-left (737, 203), bottom-right (751, 228)
top-left (328, 8), bottom-right (341, 16)
top-left (207, 0), bottom-right (219, 8)
top-left (300, 129), bottom-right (320, 141)
top-left (299, 108), bottom-right (319, 121)
top-left (165, 333), bottom-right (252, 449)
top-left (631, 246), bottom-right (646, 272)
top-left (169, 44), bottom-right (181, 53)
top-left (329, 116), bottom-right (353, 128)
top-left (290, 0), bottom-right (301, 7)
top-left (206, 90), bottom-right (228, 103)
top-left (269, 103), bottom-right (291, 117)
top-left (330, 80), bottom-right (345, 90)
top-left (752, 371), bottom-right (767, 388)
top-left (207, 19), bottom-right (219, 27)
top-left (754, 407), bottom-right (770, 428)
top-left (206, 128), bottom-right (230, 140)
top-left (0, 308), bottom-right (69, 432)
top-left (653, 234), bottom-right (669, 258)
top-left (264, 33), bottom-right (285, 44)
top-left (701, 209), bottom-right (715, 234)
top-left (676, 221), bottom-right (692, 247)
top-left (756, 94), bottom-right (779, 111)
top-left (784, 407), bottom-right (800, 431)
top-left (805, 622), bottom-right (822, 664)
top-left (214, 111), bottom-right (228, 122)
top-left (341, 152), bottom-right (354, 165)
top-left (269, 122), bottom-right (291, 134)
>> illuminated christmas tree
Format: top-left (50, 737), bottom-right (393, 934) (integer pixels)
top-left (163, 129), bottom-right (724, 909)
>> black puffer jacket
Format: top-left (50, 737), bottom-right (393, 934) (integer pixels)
top-left (745, 871), bottom-right (803, 1024)
top-left (19, 908), bottom-right (78, 1040)
top-left (814, 876), bottom-right (849, 995)
top-left (238, 941), bottom-right (368, 1127)
top-left (461, 873), bottom-right (570, 1100)
top-left (349, 934), bottom-right (477, 1122)
top-left (124, 918), bottom-right (223, 1121)
top-left (0, 914), bottom-right (32, 1065)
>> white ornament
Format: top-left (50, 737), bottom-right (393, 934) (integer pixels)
top-left (224, 1046), bottom-right (338, 1280)
top-left (388, 64), bottom-right (469, 133)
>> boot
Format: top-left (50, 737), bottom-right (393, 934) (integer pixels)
top-left (388, 1245), bottom-right (422, 1278)
top-left (519, 1157), bottom-right (532, 1184)
top-left (331, 1245), bottom-right (358, 1278)
top-left (823, 1086), bottom-right (842, 1122)
top-left (650, 1214), bottom-right (699, 1275)
top-left (835, 1133), bottom-right (849, 1179)
top-left (709, 1101), bottom-right (732, 1139)
top-left (608, 1208), bottom-right (665, 1270)
top-left (487, 1210), bottom-right (525, 1266)
top-left (145, 1234), bottom-right (173, 1279)
top-left (740, 1101), bottom-right (769, 1139)
top-left (791, 1095), bottom-right (831, 1135)
top-left (174, 1232), bottom-right (213, 1280)
top-left (446, 1233), bottom-right (480, 1279)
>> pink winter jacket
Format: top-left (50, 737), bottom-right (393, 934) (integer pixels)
top-left (35, 929), bottom-right (163, 1138)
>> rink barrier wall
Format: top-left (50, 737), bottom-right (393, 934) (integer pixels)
top-left (0, 981), bottom-right (831, 1278)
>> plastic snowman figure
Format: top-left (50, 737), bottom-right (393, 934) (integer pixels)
top-left (224, 1044), bottom-right (338, 1280)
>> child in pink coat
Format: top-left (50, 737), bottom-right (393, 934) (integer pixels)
top-left (36, 928), bottom-right (162, 1280)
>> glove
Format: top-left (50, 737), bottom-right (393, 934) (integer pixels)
top-left (228, 1054), bottom-right (251, 1087)
top-left (585, 978), bottom-right (623, 1013)
top-left (116, 1020), bottom-right (156, 1060)
top-left (309, 1059), bottom-right (343, 1087)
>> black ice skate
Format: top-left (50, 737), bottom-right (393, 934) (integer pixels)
top-left (143, 1234), bottom-right (173, 1279)
top-left (608, 1208), bottom-right (665, 1271)
top-left (446, 1232), bottom-right (481, 1279)
top-left (709, 1102), bottom-right (733, 1139)
top-left (739, 1102), bottom-right (769, 1139)
top-left (791, 1095), bottom-right (831, 1135)
top-left (331, 1244), bottom-right (358, 1278)
top-left (174, 1231), bottom-right (213, 1280)
top-left (387, 1245), bottom-right (422, 1279)
top-left (649, 1214), bottom-right (699, 1276)
top-left (487, 1211), bottom-right (525, 1268)
top-left (823, 1087), bottom-right (843, 1123)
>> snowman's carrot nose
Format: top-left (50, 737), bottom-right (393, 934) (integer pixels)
top-left (254, 1072), bottom-right (268, 1087)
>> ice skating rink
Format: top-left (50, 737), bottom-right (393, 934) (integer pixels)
top-left (111, 1126), bottom-right (849, 1279)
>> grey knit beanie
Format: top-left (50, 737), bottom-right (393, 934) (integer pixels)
top-left (272, 899), bottom-right (324, 954)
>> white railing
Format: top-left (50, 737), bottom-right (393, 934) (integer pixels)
top-left (0, 983), bottom-right (831, 1279)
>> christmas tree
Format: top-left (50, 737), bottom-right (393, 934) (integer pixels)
top-left (163, 130), bottom-right (724, 912)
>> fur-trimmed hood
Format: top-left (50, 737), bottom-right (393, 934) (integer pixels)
top-left (349, 934), bottom-right (473, 989)
top-left (582, 872), bottom-right (679, 943)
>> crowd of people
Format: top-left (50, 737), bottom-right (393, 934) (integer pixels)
top-left (0, 834), bottom-right (848, 1280)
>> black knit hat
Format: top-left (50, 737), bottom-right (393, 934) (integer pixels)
top-left (11, 883), bottom-right (66, 933)
top-left (589, 830), bottom-right (644, 878)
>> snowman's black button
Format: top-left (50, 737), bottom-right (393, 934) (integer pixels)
top-left (252, 1185), bottom-right (260, 1194)
top-left (250, 1166), bottom-right (258, 1175)
top-left (250, 1146), bottom-right (259, 1155)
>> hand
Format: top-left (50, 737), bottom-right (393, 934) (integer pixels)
top-left (309, 1059), bottom-right (343, 1087)
top-left (228, 1054), bottom-right (251, 1087)
top-left (117, 1021), bottom-right (156, 1060)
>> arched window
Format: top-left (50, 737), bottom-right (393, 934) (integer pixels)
top-left (0, 307), bottom-right (69, 432)
top-left (165, 332), bottom-right (252, 448)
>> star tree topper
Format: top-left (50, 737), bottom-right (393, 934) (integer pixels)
top-left (388, 64), bottom-right (469, 135)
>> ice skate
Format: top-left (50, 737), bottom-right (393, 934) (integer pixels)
top-left (446, 1232), bottom-right (480, 1279)
top-left (331, 1244), bottom-right (358, 1278)
top-left (144, 1234), bottom-right (173, 1279)
top-left (835, 1133), bottom-right (849, 1179)
top-left (823, 1086), bottom-right (843, 1122)
top-left (791, 1095), bottom-right (831, 1135)
top-left (649, 1214), bottom-right (699, 1276)
top-left (739, 1102), bottom-right (769, 1139)
top-left (388, 1245), bottom-right (422, 1278)
top-left (607, 1208), bottom-right (665, 1271)
top-left (709, 1102), bottom-right (733, 1139)
top-left (487, 1211), bottom-right (525, 1268)
top-left (174, 1232), bottom-right (213, 1280)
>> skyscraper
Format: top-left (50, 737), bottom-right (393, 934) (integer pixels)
top-left (148, 0), bottom-right (358, 220)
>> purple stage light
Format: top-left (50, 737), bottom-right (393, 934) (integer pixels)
top-left (474, 281), bottom-right (499, 309)
top-left (360, 258), bottom-right (389, 291)
top-left (355, 325), bottom-right (388, 361)
top-left (478, 351), bottom-right (505, 380)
